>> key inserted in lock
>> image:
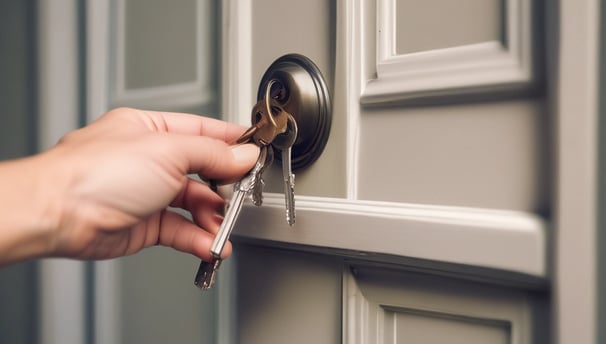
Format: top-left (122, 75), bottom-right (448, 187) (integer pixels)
top-left (257, 54), bottom-right (332, 171)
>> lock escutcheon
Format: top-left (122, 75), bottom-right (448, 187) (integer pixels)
top-left (257, 54), bottom-right (332, 171)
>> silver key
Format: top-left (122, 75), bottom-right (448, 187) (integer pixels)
top-left (194, 259), bottom-right (221, 290)
top-left (272, 115), bottom-right (298, 226)
top-left (251, 146), bottom-right (273, 206)
top-left (211, 145), bottom-right (272, 257)
top-left (194, 146), bottom-right (269, 290)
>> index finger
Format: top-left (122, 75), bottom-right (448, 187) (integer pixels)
top-left (140, 110), bottom-right (247, 143)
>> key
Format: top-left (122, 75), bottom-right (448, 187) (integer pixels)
top-left (194, 259), bottom-right (221, 290)
top-left (194, 180), bottom-right (224, 290)
top-left (194, 79), bottom-right (289, 290)
top-left (239, 91), bottom-right (291, 205)
top-left (272, 114), bottom-right (298, 225)
top-left (251, 147), bottom-right (274, 206)
top-left (194, 146), bottom-right (270, 290)
top-left (238, 97), bottom-right (288, 146)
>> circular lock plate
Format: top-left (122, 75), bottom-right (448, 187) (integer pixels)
top-left (257, 54), bottom-right (332, 171)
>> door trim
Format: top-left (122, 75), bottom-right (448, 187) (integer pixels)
top-left (234, 193), bottom-right (547, 279)
top-left (554, 0), bottom-right (601, 342)
top-left (222, 0), bottom-right (253, 125)
top-left (362, 0), bottom-right (535, 105)
top-left (342, 266), bottom-right (534, 344)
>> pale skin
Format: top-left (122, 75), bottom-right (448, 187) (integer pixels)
top-left (0, 107), bottom-right (260, 266)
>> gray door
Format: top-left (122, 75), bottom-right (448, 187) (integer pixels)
top-left (36, 1), bottom-right (603, 343)
top-left (223, 1), bottom-right (603, 343)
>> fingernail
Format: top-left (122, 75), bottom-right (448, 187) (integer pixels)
top-left (231, 144), bottom-right (259, 164)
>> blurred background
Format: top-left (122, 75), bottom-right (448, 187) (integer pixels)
top-left (1, 1), bottom-right (41, 343)
top-left (0, 0), bottom-right (222, 343)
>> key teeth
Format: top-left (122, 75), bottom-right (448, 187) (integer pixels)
top-left (194, 260), bottom-right (220, 290)
top-left (286, 173), bottom-right (295, 226)
top-left (251, 177), bottom-right (265, 206)
top-left (194, 262), bottom-right (214, 290)
top-left (286, 210), bottom-right (295, 226)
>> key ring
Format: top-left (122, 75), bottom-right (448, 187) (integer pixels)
top-left (263, 79), bottom-right (281, 129)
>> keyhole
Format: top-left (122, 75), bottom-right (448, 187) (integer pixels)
top-left (269, 80), bottom-right (288, 102)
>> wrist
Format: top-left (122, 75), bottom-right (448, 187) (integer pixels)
top-left (0, 151), bottom-right (64, 265)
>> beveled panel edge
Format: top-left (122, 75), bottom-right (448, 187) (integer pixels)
top-left (360, 0), bottom-right (534, 105)
top-left (233, 193), bottom-right (548, 278)
top-left (109, 0), bottom-right (216, 111)
top-left (342, 267), bottom-right (532, 344)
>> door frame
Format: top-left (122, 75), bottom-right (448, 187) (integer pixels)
top-left (553, 0), bottom-right (602, 343)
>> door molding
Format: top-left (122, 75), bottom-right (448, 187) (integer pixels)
top-left (235, 193), bottom-right (547, 279)
top-left (361, 0), bottom-right (536, 105)
top-left (342, 266), bottom-right (534, 343)
top-left (109, 0), bottom-right (215, 111)
top-left (554, 0), bottom-right (601, 343)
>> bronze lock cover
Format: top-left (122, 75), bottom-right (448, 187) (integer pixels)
top-left (256, 54), bottom-right (332, 171)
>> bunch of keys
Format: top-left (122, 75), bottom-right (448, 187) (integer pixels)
top-left (194, 80), bottom-right (298, 290)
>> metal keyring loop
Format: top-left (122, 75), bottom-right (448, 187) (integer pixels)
top-left (263, 79), bottom-right (280, 128)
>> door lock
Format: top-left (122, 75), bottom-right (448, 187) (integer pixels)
top-left (256, 54), bottom-right (332, 171)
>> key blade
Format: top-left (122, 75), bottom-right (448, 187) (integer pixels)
top-left (209, 147), bottom-right (268, 258)
top-left (210, 189), bottom-right (246, 258)
top-left (251, 146), bottom-right (274, 206)
top-left (194, 260), bottom-right (221, 290)
top-left (282, 146), bottom-right (295, 225)
top-left (273, 115), bottom-right (297, 226)
top-left (285, 172), bottom-right (296, 225)
top-left (236, 126), bottom-right (258, 144)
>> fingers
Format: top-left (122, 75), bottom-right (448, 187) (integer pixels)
top-left (156, 210), bottom-right (232, 261)
top-left (123, 108), bottom-right (248, 143)
top-left (171, 178), bottom-right (224, 235)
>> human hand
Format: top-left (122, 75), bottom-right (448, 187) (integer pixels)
top-left (33, 108), bottom-right (258, 262)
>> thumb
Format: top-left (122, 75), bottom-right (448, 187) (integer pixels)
top-left (227, 143), bottom-right (260, 176)
top-left (165, 134), bottom-right (259, 180)
top-left (189, 139), bottom-right (259, 180)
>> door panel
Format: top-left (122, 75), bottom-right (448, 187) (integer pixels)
top-left (118, 248), bottom-right (217, 344)
top-left (236, 245), bottom-right (342, 344)
top-left (395, 0), bottom-right (503, 54)
top-left (109, 0), bottom-right (220, 115)
top-left (359, 99), bottom-right (548, 211)
top-left (344, 266), bottom-right (549, 343)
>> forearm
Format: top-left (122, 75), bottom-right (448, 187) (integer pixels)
top-left (0, 153), bottom-right (58, 265)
